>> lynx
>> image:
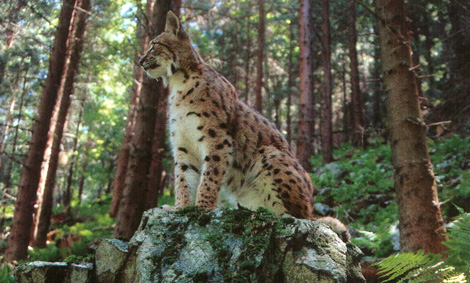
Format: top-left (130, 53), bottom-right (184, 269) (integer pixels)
top-left (139, 11), bottom-right (349, 241)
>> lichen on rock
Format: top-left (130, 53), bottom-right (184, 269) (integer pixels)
top-left (110, 206), bottom-right (365, 283)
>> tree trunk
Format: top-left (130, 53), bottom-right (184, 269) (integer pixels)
top-left (146, 1), bottom-right (180, 210)
top-left (320, 0), bottom-right (333, 164)
top-left (31, 0), bottom-right (90, 248)
top-left (286, 22), bottom-right (294, 146)
top-left (146, 85), bottom-right (168, 209)
top-left (254, 0), bottom-right (265, 114)
top-left (296, 0), bottom-right (314, 172)
top-left (0, 0), bottom-right (26, 87)
top-left (110, 0), bottom-right (149, 218)
top-left (243, 6), bottom-right (252, 104)
top-left (114, 0), bottom-right (170, 239)
top-left (5, 0), bottom-right (76, 262)
top-left (375, 0), bottom-right (448, 254)
top-left (0, 96), bottom-right (16, 169)
top-left (347, 0), bottom-right (364, 147)
top-left (63, 102), bottom-right (85, 213)
top-left (4, 71), bottom-right (28, 190)
top-left (372, 36), bottom-right (382, 129)
top-left (77, 141), bottom-right (90, 205)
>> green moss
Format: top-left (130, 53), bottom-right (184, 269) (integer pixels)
top-left (175, 206), bottom-right (212, 226)
top-left (204, 207), bottom-right (278, 282)
top-left (63, 254), bottom-right (93, 264)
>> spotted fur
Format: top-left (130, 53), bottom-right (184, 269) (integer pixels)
top-left (139, 11), bottom-right (349, 241)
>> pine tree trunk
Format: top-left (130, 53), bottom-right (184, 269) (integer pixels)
top-left (146, 85), bottom-right (168, 209)
top-left (347, 0), bottom-right (364, 147)
top-left (372, 38), bottom-right (382, 129)
top-left (110, 0), bottom-right (149, 218)
top-left (0, 96), bottom-right (16, 169)
top-left (31, 0), bottom-right (90, 248)
top-left (375, 0), bottom-right (448, 254)
top-left (254, 0), bottom-right (265, 114)
top-left (286, 22), bottom-right (294, 146)
top-left (0, 0), bottom-right (25, 86)
top-left (5, 0), bottom-right (76, 262)
top-left (4, 72), bottom-right (28, 190)
top-left (296, 0), bottom-right (314, 172)
top-left (320, 0), bottom-right (333, 164)
top-left (146, 1), bottom-right (181, 210)
top-left (243, 7), bottom-right (252, 104)
top-left (114, 0), bottom-right (170, 239)
top-left (77, 142), bottom-right (90, 205)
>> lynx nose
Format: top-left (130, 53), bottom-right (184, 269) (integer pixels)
top-left (139, 55), bottom-right (146, 66)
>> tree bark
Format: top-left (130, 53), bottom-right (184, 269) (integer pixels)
top-left (286, 22), bottom-right (295, 146)
top-left (296, 0), bottom-right (314, 172)
top-left (320, 0), bottom-right (333, 164)
top-left (375, 0), bottom-right (448, 254)
top-left (347, 0), bottom-right (364, 147)
top-left (31, 0), bottom-right (90, 248)
top-left (114, 0), bottom-right (170, 239)
top-left (4, 71), bottom-right (28, 190)
top-left (4, 0), bottom-right (76, 262)
top-left (243, 6), bottom-right (252, 104)
top-left (0, 0), bottom-right (26, 87)
top-left (77, 140), bottom-right (91, 205)
top-left (110, 0), bottom-right (149, 218)
top-left (0, 96), bottom-right (16, 168)
top-left (146, 1), bottom-right (180, 210)
top-left (254, 0), bottom-right (265, 114)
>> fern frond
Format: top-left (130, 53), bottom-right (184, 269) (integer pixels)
top-left (445, 212), bottom-right (470, 281)
top-left (376, 250), bottom-right (443, 283)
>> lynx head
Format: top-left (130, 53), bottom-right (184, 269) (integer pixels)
top-left (139, 11), bottom-right (200, 83)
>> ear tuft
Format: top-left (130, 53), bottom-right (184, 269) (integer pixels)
top-left (165, 11), bottom-right (180, 35)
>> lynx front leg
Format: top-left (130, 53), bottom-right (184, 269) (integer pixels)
top-left (195, 152), bottom-right (230, 209)
top-left (173, 148), bottom-right (201, 209)
top-left (195, 132), bottom-right (233, 209)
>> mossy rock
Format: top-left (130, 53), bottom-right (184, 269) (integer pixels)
top-left (102, 206), bottom-right (365, 283)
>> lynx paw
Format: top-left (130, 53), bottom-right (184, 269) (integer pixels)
top-left (161, 204), bottom-right (177, 212)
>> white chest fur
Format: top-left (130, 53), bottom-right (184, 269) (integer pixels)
top-left (168, 74), bottom-right (205, 168)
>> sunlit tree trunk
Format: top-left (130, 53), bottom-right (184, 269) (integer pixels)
top-left (114, 0), bottom-right (170, 239)
top-left (296, 0), bottom-right (314, 172)
top-left (4, 71), bottom-right (28, 190)
top-left (347, 0), bottom-right (364, 147)
top-left (147, 85), bottom-right (168, 209)
top-left (0, 96), bottom-right (16, 168)
top-left (77, 141), bottom-right (90, 205)
top-left (110, 0), bottom-right (149, 217)
top-left (372, 37), bottom-right (382, 129)
top-left (375, 0), bottom-right (448, 253)
top-left (286, 21), bottom-right (295, 146)
top-left (254, 0), bottom-right (265, 113)
top-left (0, 0), bottom-right (25, 87)
top-left (5, 0), bottom-right (76, 262)
top-left (320, 0), bottom-right (333, 164)
top-left (32, 0), bottom-right (90, 248)
top-left (243, 6), bottom-right (252, 104)
top-left (146, 1), bottom-right (181, 209)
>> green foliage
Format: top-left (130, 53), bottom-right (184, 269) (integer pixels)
top-left (0, 264), bottom-right (15, 283)
top-left (444, 210), bottom-right (470, 280)
top-left (28, 245), bottom-right (59, 262)
top-left (377, 211), bottom-right (470, 283)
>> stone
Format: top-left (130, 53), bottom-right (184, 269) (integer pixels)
top-left (13, 261), bottom-right (93, 283)
top-left (101, 207), bottom-right (365, 283)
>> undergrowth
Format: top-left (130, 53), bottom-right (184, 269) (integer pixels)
top-left (377, 209), bottom-right (470, 282)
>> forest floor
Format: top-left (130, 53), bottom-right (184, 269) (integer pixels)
top-left (1, 134), bottom-right (469, 281)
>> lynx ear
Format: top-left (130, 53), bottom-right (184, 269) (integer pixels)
top-left (165, 11), bottom-right (180, 35)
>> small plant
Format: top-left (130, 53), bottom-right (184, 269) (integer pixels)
top-left (376, 210), bottom-right (470, 282)
top-left (0, 264), bottom-right (15, 283)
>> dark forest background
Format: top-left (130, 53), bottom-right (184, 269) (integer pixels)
top-left (1, 0), bottom-right (470, 280)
